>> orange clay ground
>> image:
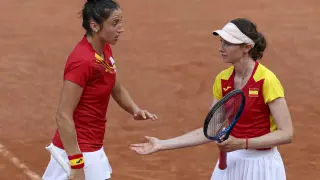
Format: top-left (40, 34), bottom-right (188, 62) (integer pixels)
top-left (0, 0), bottom-right (319, 179)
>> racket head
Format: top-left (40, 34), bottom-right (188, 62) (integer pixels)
top-left (203, 89), bottom-right (246, 141)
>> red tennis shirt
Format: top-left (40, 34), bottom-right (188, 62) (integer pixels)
top-left (52, 35), bottom-right (117, 152)
top-left (213, 62), bottom-right (284, 147)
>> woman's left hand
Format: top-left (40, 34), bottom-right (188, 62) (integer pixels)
top-left (216, 135), bottom-right (245, 152)
top-left (133, 109), bottom-right (158, 121)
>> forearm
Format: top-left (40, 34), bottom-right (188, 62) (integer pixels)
top-left (112, 87), bottom-right (140, 115)
top-left (248, 129), bottom-right (293, 149)
top-left (56, 113), bottom-right (81, 155)
top-left (159, 128), bottom-right (211, 151)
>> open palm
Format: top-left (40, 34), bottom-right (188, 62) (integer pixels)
top-left (130, 136), bottom-right (161, 155)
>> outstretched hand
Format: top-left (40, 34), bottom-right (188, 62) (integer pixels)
top-left (133, 109), bottom-right (158, 121)
top-left (130, 136), bottom-right (161, 155)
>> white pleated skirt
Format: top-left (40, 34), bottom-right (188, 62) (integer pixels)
top-left (211, 147), bottom-right (286, 180)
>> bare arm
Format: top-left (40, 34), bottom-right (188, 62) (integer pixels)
top-left (158, 98), bottom-right (219, 151)
top-left (130, 98), bottom-right (219, 154)
top-left (55, 81), bottom-right (83, 156)
top-left (111, 78), bottom-right (140, 115)
top-left (159, 128), bottom-right (211, 151)
top-left (248, 97), bottom-right (293, 149)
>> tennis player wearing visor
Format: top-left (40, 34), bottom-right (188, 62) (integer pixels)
top-left (130, 18), bottom-right (293, 180)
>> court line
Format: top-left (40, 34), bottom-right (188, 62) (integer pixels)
top-left (0, 143), bottom-right (41, 180)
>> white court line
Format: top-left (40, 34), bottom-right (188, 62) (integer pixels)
top-left (0, 143), bottom-right (41, 180)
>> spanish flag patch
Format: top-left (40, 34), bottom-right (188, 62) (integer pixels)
top-left (249, 88), bottom-right (259, 97)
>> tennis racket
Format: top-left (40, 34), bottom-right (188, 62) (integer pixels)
top-left (45, 143), bottom-right (71, 176)
top-left (203, 89), bottom-right (246, 170)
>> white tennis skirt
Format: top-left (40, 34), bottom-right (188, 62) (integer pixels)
top-left (211, 147), bottom-right (286, 180)
top-left (42, 143), bottom-right (112, 180)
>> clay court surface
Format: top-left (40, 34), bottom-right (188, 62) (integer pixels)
top-left (0, 0), bottom-right (319, 179)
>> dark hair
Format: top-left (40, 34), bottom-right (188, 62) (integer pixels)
top-left (81, 0), bottom-right (120, 36)
top-left (231, 18), bottom-right (267, 61)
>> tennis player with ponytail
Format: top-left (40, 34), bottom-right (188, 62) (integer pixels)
top-left (130, 18), bottom-right (293, 180)
top-left (42, 0), bottom-right (158, 180)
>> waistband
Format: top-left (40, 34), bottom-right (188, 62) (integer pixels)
top-left (231, 147), bottom-right (278, 157)
top-left (51, 143), bottom-right (104, 154)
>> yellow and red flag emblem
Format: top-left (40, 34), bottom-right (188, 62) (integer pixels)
top-left (249, 88), bottom-right (259, 97)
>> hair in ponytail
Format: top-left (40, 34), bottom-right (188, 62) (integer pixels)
top-left (231, 18), bottom-right (267, 60)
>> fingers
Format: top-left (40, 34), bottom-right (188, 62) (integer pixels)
top-left (140, 111), bottom-right (147, 119)
top-left (129, 136), bottom-right (153, 147)
top-left (130, 143), bottom-right (148, 147)
top-left (131, 149), bottom-right (147, 154)
top-left (152, 114), bottom-right (158, 120)
top-left (134, 110), bottom-right (147, 119)
top-left (134, 109), bottom-right (158, 120)
top-left (215, 140), bottom-right (226, 147)
top-left (218, 147), bottom-right (229, 152)
top-left (216, 143), bottom-right (229, 152)
top-left (142, 110), bottom-right (155, 120)
top-left (216, 136), bottom-right (231, 146)
top-left (67, 175), bottom-right (76, 180)
top-left (144, 111), bottom-right (158, 120)
top-left (129, 146), bottom-right (149, 154)
top-left (129, 146), bottom-right (141, 152)
top-left (134, 111), bottom-right (146, 119)
top-left (215, 136), bottom-right (236, 152)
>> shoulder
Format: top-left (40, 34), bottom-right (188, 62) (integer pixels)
top-left (253, 63), bottom-right (280, 83)
top-left (66, 52), bottom-right (95, 71)
top-left (213, 66), bottom-right (234, 100)
top-left (66, 40), bottom-right (96, 69)
top-left (215, 66), bottom-right (234, 80)
top-left (255, 63), bottom-right (285, 103)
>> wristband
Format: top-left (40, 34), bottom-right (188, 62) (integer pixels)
top-left (68, 154), bottom-right (84, 169)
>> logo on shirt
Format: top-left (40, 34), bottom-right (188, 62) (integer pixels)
top-left (109, 57), bottom-right (116, 72)
top-left (249, 88), bottom-right (259, 97)
top-left (223, 86), bottom-right (232, 91)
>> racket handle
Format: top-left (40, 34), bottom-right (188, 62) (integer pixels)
top-left (218, 151), bottom-right (227, 170)
top-left (45, 143), bottom-right (71, 175)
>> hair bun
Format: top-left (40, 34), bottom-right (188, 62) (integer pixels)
top-left (257, 32), bottom-right (264, 41)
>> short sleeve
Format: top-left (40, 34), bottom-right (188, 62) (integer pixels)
top-left (262, 73), bottom-right (285, 104)
top-left (213, 74), bottom-right (223, 100)
top-left (64, 59), bottom-right (93, 87)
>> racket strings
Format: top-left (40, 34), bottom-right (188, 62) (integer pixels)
top-left (206, 94), bottom-right (243, 138)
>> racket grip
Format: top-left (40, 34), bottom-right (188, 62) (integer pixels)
top-left (218, 151), bottom-right (227, 170)
top-left (45, 143), bottom-right (71, 175)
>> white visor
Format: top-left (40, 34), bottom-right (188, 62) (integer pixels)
top-left (213, 22), bottom-right (255, 46)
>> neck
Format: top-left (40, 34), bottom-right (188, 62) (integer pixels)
top-left (233, 57), bottom-right (255, 77)
top-left (87, 35), bottom-right (104, 56)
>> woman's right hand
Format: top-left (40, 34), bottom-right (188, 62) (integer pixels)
top-left (130, 136), bottom-right (162, 155)
top-left (68, 169), bottom-right (85, 180)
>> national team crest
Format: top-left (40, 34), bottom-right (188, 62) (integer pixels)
top-left (248, 88), bottom-right (259, 97)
